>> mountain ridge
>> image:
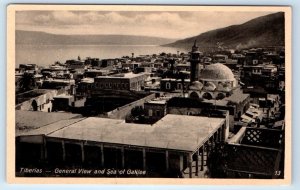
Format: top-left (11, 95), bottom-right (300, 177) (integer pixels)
top-left (164, 12), bottom-right (285, 50)
top-left (16, 30), bottom-right (178, 45)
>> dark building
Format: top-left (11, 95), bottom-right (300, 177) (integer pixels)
top-left (84, 70), bottom-right (107, 78)
top-left (19, 64), bottom-right (38, 72)
top-left (93, 72), bottom-right (146, 91)
top-left (240, 64), bottom-right (279, 93)
top-left (52, 95), bottom-right (74, 112)
top-left (76, 78), bottom-right (94, 98)
top-left (66, 59), bottom-right (86, 70)
top-left (101, 59), bottom-right (115, 67)
top-left (144, 99), bottom-right (167, 123)
top-left (41, 79), bottom-right (76, 95)
top-left (85, 58), bottom-right (101, 67)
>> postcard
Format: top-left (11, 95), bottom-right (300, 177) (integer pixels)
top-left (7, 4), bottom-right (292, 185)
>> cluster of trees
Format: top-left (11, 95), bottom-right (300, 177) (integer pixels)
top-left (16, 72), bottom-right (36, 93)
top-left (125, 106), bottom-right (146, 124)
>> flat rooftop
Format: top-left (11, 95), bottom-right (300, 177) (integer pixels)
top-left (80, 78), bottom-right (94, 83)
top-left (146, 99), bottom-right (167, 105)
top-left (203, 99), bottom-right (229, 107)
top-left (53, 94), bottom-right (74, 99)
top-left (18, 113), bottom-right (224, 152)
top-left (96, 72), bottom-right (145, 79)
top-left (16, 110), bottom-right (82, 136)
top-left (225, 88), bottom-right (250, 104)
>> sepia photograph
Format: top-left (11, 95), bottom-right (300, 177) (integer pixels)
top-left (7, 5), bottom-right (291, 184)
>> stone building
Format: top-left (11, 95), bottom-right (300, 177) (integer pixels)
top-left (144, 99), bottom-right (167, 123)
top-left (93, 72), bottom-right (147, 91)
top-left (16, 111), bottom-right (229, 178)
top-left (15, 89), bottom-right (60, 112)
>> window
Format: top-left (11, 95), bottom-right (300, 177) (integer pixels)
top-left (202, 92), bottom-right (213, 100)
top-left (245, 112), bottom-right (255, 118)
top-left (177, 83), bottom-right (182, 90)
top-left (148, 109), bottom-right (153, 117)
top-left (166, 82), bottom-right (171, 90)
top-left (156, 110), bottom-right (161, 116)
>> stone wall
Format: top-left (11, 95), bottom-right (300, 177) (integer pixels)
top-left (106, 93), bottom-right (156, 119)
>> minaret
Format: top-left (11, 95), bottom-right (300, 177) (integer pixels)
top-left (189, 40), bottom-right (201, 83)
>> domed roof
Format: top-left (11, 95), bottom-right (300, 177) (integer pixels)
top-left (189, 81), bottom-right (203, 91)
top-left (203, 81), bottom-right (216, 91)
top-left (200, 63), bottom-right (235, 81)
top-left (217, 82), bottom-right (232, 92)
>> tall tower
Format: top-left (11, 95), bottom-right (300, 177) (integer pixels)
top-left (189, 40), bottom-right (201, 83)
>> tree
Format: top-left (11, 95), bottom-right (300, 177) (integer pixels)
top-left (160, 52), bottom-right (166, 56)
top-left (125, 106), bottom-right (147, 124)
top-left (131, 106), bottom-right (145, 117)
top-left (18, 72), bottom-right (35, 92)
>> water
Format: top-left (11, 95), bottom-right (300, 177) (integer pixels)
top-left (16, 44), bottom-right (187, 68)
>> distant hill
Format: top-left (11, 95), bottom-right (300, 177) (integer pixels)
top-left (164, 12), bottom-right (285, 50)
top-left (16, 30), bottom-right (177, 45)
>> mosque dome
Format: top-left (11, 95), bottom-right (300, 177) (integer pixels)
top-left (200, 63), bottom-right (235, 81)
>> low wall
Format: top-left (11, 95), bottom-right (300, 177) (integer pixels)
top-left (106, 93), bottom-right (156, 119)
top-left (16, 89), bottom-right (58, 112)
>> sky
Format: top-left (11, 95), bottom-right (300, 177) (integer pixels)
top-left (16, 11), bottom-right (275, 39)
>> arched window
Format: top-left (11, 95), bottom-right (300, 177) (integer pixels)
top-left (216, 93), bottom-right (225, 100)
top-left (190, 91), bottom-right (199, 99)
top-left (166, 82), bottom-right (171, 90)
top-left (202, 92), bottom-right (213, 100)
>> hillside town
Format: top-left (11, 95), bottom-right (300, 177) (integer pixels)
top-left (15, 41), bottom-right (285, 178)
